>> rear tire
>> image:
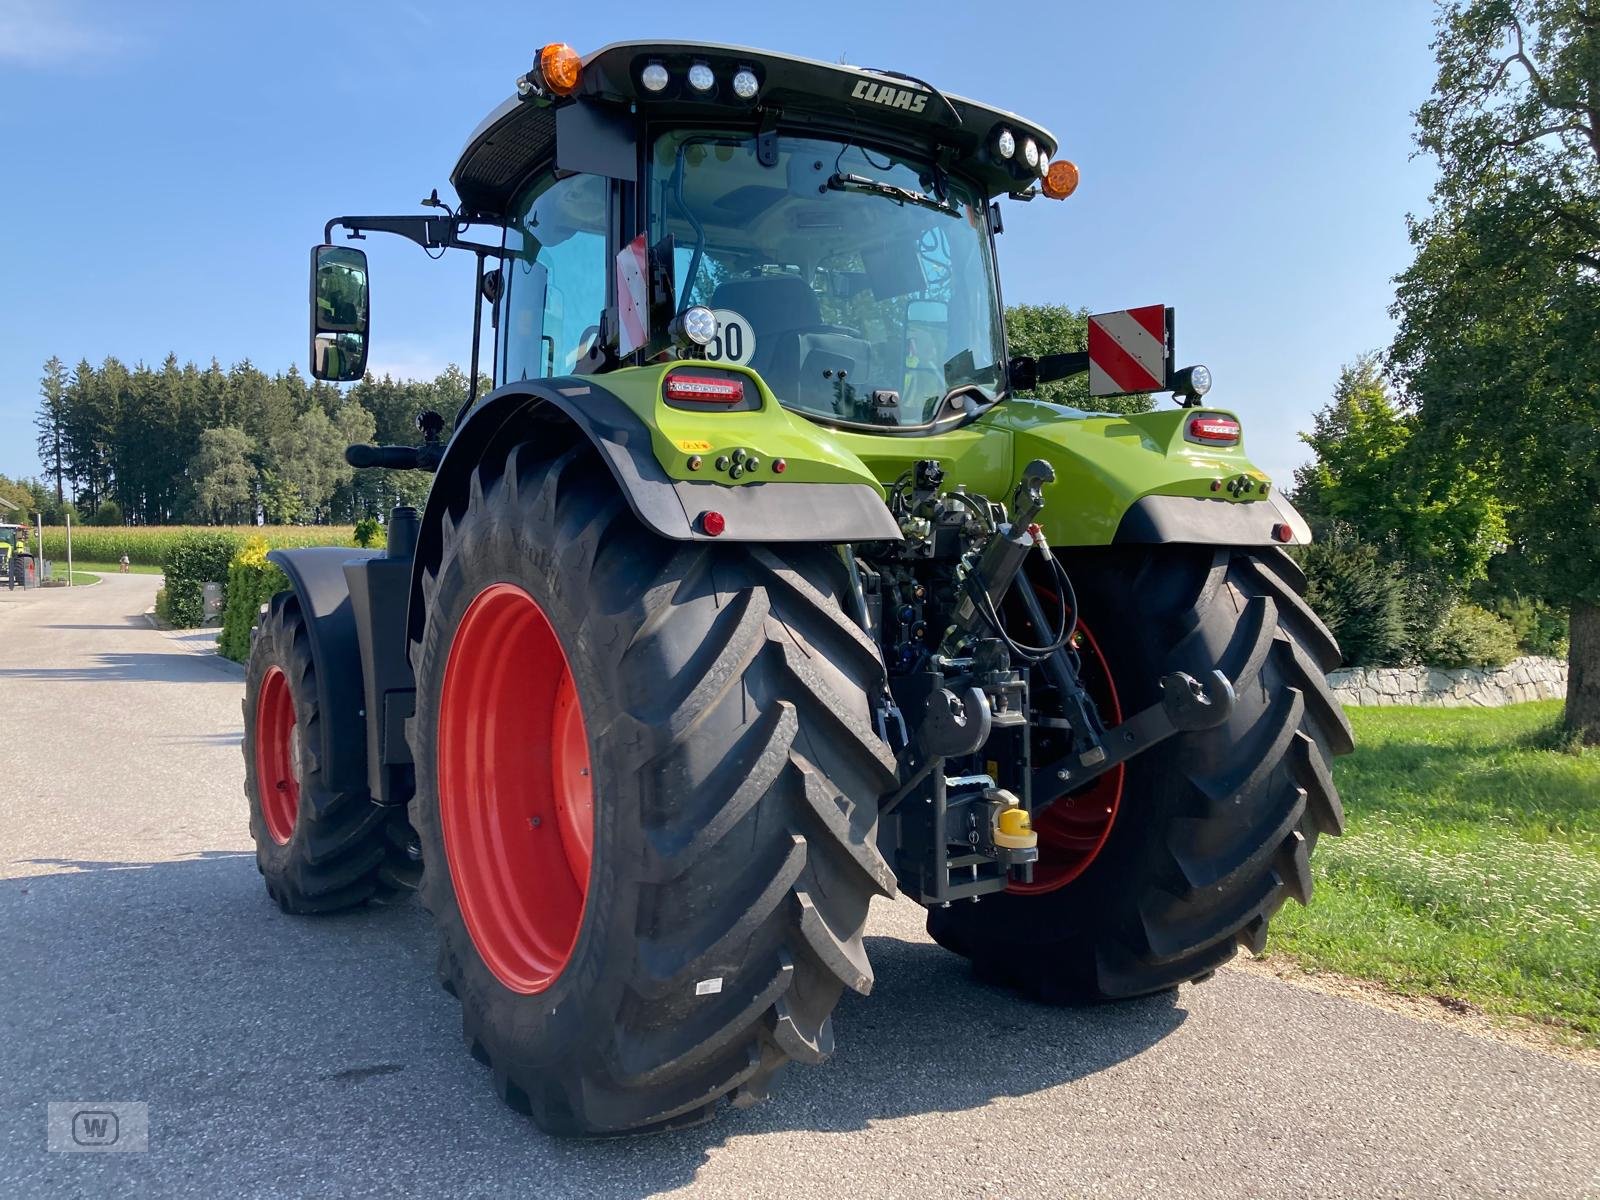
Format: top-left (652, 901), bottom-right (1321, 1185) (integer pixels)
top-left (243, 593), bottom-right (405, 913)
top-left (927, 545), bottom-right (1352, 1000)
top-left (407, 440), bottom-right (896, 1136)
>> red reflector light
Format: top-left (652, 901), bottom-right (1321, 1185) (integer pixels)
top-left (665, 375), bottom-right (745, 404)
top-left (1272, 523), bottom-right (1293, 543)
top-left (1188, 416), bottom-right (1241, 443)
top-left (700, 511), bottom-right (726, 536)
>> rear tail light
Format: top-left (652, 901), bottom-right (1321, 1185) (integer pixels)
top-left (1187, 415), bottom-right (1241, 445)
top-left (664, 375), bottom-right (745, 404)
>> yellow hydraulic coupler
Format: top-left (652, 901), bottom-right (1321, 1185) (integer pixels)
top-left (990, 790), bottom-right (1039, 851)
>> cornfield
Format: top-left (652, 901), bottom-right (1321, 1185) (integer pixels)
top-left (34, 525), bottom-right (359, 568)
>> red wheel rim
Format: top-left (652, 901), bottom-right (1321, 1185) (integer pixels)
top-left (1010, 618), bottom-right (1124, 894)
top-left (254, 665), bottom-right (300, 845)
top-left (437, 583), bottom-right (594, 994)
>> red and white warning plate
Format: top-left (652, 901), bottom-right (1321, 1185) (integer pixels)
top-left (1088, 305), bottom-right (1169, 396)
top-left (615, 234), bottom-right (651, 357)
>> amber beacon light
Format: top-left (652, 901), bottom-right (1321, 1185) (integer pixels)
top-left (537, 43), bottom-right (583, 95)
top-left (1041, 160), bottom-right (1080, 200)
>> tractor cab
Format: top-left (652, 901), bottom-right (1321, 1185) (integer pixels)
top-left (463, 43), bottom-right (1071, 430)
top-left (312, 42), bottom-right (1097, 427)
top-left (642, 126), bottom-right (1005, 428)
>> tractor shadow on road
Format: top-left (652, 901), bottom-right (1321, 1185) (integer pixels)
top-left (0, 857), bottom-right (1186, 1196)
top-left (0, 650), bottom-right (236, 684)
top-left (710, 928), bottom-right (1189, 1142)
top-left (43, 611), bottom-right (152, 631)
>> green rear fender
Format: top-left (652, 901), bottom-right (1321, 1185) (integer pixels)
top-left (439, 367), bottom-right (901, 545)
top-left (982, 400), bottom-right (1305, 547)
top-left (823, 399), bottom-right (1305, 549)
top-left (594, 362), bottom-right (883, 488)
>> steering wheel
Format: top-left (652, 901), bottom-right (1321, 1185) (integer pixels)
top-left (903, 365), bottom-right (947, 411)
top-left (802, 321), bottom-right (865, 343)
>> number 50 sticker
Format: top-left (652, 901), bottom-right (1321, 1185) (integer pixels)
top-left (705, 310), bottom-right (755, 366)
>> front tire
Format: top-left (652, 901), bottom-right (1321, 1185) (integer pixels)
top-left (407, 440), bottom-right (897, 1136)
top-left (927, 545), bottom-right (1352, 1000)
top-left (242, 593), bottom-right (404, 913)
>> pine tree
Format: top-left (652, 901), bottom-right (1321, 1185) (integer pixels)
top-left (35, 357), bottom-right (68, 505)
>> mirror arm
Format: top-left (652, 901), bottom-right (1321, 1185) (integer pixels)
top-left (1008, 351), bottom-right (1088, 391)
top-left (463, 250), bottom-right (487, 426)
top-left (324, 214), bottom-right (507, 258)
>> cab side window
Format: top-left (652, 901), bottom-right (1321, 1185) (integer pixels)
top-left (502, 173), bottom-right (608, 381)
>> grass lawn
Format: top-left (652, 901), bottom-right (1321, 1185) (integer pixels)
top-left (43, 570), bottom-right (102, 586)
top-left (63, 561), bottom-right (164, 576)
top-left (1267, 700), bottom-right (1599, 1047)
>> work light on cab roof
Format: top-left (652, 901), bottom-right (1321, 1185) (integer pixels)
top-left (499, 40), bottom-right (1073, 202)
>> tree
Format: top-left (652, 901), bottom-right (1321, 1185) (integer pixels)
top-left (1294, 355), bottom-right (1411, 528)
top-left (1294, 354), bottom-right (1506, 582)
top-left (0, 473), bottom-right (40, 519)
top-left (258, 469), bottom-right (302, 525)
top-left (189, 427), bottom-right (257, 524)
top-left (35, 357), bottom-right (68, 504)
top-left (1004, 304), bottom-right (1154, 415)
top-left (1300, 532), bottom-right (1415, 667)
top-left (1390, 0), bottom-right (1600, 741)
top-left (274, 402), bottom-right (374, 523)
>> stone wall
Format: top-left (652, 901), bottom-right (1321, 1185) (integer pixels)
top-left (1326, 656), bottom-right (1568, 707)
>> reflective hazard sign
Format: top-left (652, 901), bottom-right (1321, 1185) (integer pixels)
top-left (1088, 305), bottom-right (1170, 396)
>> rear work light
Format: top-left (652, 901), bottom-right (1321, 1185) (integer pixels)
top-left (665, 375), bottom-right (746, 404)
top-left (1187, 415), bottom-right (1241, 445)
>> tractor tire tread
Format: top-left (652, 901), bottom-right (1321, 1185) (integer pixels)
top-left (927, 545), bottom-right (1351, 1002)
top-left (408, 442), bottom-right (893, 1135)
top-left (242, 594), bottom-right (411, 914)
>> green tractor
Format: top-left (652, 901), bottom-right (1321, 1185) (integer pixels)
top-left (244, 41), bottom-right (1350, 1136)
top-left (1, 523), bottom-right (30, 589)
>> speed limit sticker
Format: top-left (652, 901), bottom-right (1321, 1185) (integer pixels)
top-left (705, 309), bottom-right (755, 366)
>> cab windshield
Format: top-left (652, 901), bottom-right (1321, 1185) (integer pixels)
top-left (648, 130), bottom-right (1007, 427)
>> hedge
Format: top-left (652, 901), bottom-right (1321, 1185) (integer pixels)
top-left (1490, 594), bottom-right (1569, 658)
top-left (35, 524), bottom-right (358, 568)
top-left (159, 532), bottom-right (243, 627)
top-left (219, 538), bottom-right (290, 662)
top-left (1424, 602), bottom-right (1522, 669)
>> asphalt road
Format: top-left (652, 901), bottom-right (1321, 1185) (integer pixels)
top-left (2, 574), bottom-right (1598, 1199)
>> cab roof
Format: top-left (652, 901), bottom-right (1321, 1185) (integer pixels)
top-left (452, 41), bottom-right (1058, 220)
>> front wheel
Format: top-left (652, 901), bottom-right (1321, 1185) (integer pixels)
top-left (242, 593), bottom-right (407, 912)
top-left (407, 439), bottom-right (897, 1135)
top-left (927, 545), bottom-right (1353, 1000)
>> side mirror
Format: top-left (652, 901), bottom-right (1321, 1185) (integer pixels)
top-left (309, 245), bottom-right (369, 382)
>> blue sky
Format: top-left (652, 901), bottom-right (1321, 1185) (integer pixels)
top-left (0, 0), bottom-right (1438, 485)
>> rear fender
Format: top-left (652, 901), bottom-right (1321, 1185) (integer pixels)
top-left (988, 400), bottom-right (1310, 547)
top-left (408, 378), bottom-right (901, 645)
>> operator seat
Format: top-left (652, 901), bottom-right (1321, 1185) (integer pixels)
top-left (709, 276), bottom-right (872, 414)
